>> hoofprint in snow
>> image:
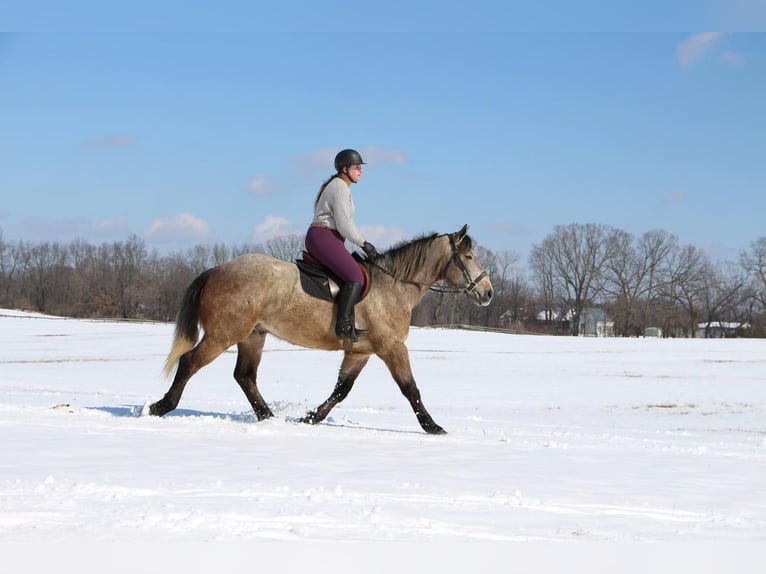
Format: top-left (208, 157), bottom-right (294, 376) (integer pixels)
top-left (0, 308), bottom-right (764, 545)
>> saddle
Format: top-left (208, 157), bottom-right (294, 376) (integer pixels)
top-left (295, 251), bottom-right (370, 303)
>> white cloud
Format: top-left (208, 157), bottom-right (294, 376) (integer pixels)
top-left (143, 213), bottom-right (210, 242)
top-left (250, 215), bottom-right (293, 242)
top-left (676, 32), bottom-right (721, 67)
top-left (360, 225), bottom-right (406, 248)
top-left (246, 173), bottom-right (280, 196)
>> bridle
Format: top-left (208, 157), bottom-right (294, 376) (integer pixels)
top-left (440, 234), bottom-right (488, 295)
top-left (367, 233), bottom-right (487, 296)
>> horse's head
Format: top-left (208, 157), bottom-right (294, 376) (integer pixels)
top-left (442, 225), bottom-right (493, 307)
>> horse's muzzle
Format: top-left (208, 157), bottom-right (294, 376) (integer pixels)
top-left (468, 278), bottom-right (493, 307)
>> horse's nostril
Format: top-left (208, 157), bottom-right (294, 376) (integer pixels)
top-left (487, 289), bottom-right (493, 300)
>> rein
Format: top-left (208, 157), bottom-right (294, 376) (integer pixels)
top-left (366, 234), bottom-right (487, 296)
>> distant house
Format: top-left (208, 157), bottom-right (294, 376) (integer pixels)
top-left (498, 309), bottom-right (512, 327)
top-left (579, 308), bottom-right (614, 337)
top-left (532, 309), bottom-right (573, 334)
top-left (535, 310), bottom-right (560, 322)
top-left (696, 321), bottom-right (750, 338)
top-left (644, 326), bottom-right (663, 338)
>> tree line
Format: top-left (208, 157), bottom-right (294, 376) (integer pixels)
top-left (1, 225), bottom-right (764, 337)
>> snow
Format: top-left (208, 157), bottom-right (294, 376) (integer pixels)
top-left (1, 308), bottom-right (764, 570)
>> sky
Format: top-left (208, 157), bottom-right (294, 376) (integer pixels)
top-left (2, 7), bottom-right (765, 265)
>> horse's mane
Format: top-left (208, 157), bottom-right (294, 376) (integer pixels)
top-left (374, 231), bottom-right (473, 279)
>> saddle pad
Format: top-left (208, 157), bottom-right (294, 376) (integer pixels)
top-left (295, 252), bottom-right (371, 301)
top-left (298, 271), bottom-right (335, 302)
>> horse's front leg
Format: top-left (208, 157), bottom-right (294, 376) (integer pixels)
top-left (378, 342), bottom-right (446, 435)
top-left (301, 352), bottom-right (370, 425)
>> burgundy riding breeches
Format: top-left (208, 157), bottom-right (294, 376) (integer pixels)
top-left (305, 226), bottom-right (364, 284)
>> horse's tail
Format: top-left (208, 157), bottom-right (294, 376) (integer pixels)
top-left (162, 268), bottom-right (214, 378)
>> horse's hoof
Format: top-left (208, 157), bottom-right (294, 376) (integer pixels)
top-left (141, 401), bottom-right (168, 417)
top-left (425, 425), bottom-right (447, 435)
top-left (299, 412), bottom-right (318, 425)
top-left (255, 409), bottom-right (275, 421)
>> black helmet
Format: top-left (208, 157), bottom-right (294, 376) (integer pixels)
top-left (334, 149), bottom-right (366, 171)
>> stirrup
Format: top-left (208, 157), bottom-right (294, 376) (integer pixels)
top-left (335, 322), bottom-right (366, 342)
top-left (335, 324), bottom-right (358, 342)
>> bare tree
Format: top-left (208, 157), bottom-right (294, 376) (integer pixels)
top-left (418, 290), bottom-right (449, 326)
top-left (211, 243), bottom-right (233, 266)
top-left (741, 237), bottom-right (766, 308)
top-left (0, 226), bottom-right (764, 336)
top-left (529, 241), bottom-right (558, 327)
top-left (636, 230), bottom-right (677, 332)
top-left (468, 245), bottom-right (498, 327)
top-left (231, 242), bottom-right (263, 258)
top-left (64, 239), bottom-right (97, 316)
top-left (603, 229), bottom-right (677, 336)
top-left (185, 244), bottom-right (216, 276)
top-left (658, 243), bottom-right (709, 337)
top-left (490, 250), bottom-right (533, 330)
top-left (19, 241), bottom-right (69, 312)
top-left (0, 229), bottom-right (20, 307)
top-left (530, 223), bottom-right (617, 335)
top-left (491, 249), bottom-right (517, 324)
top-left (264, 234), bottom-right (304, 262)
top-left (143, 252), bottom-right (194, 322)
top-left (112, 235), bottom-right (147, 318)
top-left (697, 262), bottom-right (749, 337)
top-left (739, 237), bottom-right (766, 335)
top-left (602, 228), bottom-right (638, 336)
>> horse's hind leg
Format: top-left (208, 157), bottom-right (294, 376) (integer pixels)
top-left (301, 352), bottom-right (370, 425)
top-left (234, 328), bottom-right (274, 420)
top-left (148, 337), bottom-right (228, 417)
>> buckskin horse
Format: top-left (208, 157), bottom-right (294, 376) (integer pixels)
top-left (145, 224), bottom-right (493, 434)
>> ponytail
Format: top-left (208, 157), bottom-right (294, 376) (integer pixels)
top-left (314, 173), bottom-right (341, 208)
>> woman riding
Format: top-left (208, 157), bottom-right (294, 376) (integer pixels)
top-left (305, 148), bottom-right (378, 342)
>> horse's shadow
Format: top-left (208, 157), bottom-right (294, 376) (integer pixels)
top-left (321, 420), bottom-right (423, 436)
top-left (88, 405), bottom-right (423, 435)
top-left (87, 405), bottom-right (257, 423)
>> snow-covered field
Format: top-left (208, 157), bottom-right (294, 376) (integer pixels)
top-left (1, 308), bottom-right (764, 569)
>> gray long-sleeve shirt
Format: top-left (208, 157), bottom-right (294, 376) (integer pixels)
top-left (312, 177), bottom-right (366, 247)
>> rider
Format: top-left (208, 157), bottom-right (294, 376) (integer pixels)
top-left (305, 148), bottom-right (379, 342)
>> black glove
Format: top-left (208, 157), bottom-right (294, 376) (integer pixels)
top-left (362, 241), bottom-right (379, 259)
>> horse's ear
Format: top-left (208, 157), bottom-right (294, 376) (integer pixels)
top-left (456, 224), bottom-right (469, 243)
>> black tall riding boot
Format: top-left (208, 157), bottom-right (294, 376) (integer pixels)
top-left (335, 281), bottom-right (364, 342)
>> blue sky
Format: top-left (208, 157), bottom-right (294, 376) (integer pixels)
top-left (1, 15), bottom-right (765, 265)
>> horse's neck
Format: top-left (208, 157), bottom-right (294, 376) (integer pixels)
top-left (415, 253), bottom-right (449, 286)
top-left (397, 236), bottom-right (451, 288)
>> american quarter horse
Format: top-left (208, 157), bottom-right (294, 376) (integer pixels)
top-left (146, 224), bottom-right (493, 434)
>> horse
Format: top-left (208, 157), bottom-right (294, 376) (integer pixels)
top-left (146, 224), bottom-right (493, 434)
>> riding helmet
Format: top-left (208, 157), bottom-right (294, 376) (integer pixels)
top-left (334, 149), bottom-right (366, 171)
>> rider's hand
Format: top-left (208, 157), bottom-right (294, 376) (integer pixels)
top-left (362, 241), bottom-right (379, 259)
